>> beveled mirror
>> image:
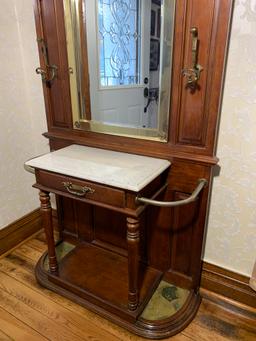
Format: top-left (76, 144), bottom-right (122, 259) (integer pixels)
top-left (64, 0), bottom-right (175, 141)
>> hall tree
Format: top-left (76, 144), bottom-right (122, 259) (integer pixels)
top-left (24, 0), bottom-right (236, 338)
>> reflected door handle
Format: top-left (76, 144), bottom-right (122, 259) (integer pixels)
top-left (144, 88), bottom-right (150, 112)
top-left (144, 98), bottom-right (153, 113)
top-left (144, 87), bottom-right (149, 98)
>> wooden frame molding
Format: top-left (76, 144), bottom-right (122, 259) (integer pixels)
top-left (201, 262), bottom-right (256, 310)
top-left (0, 209), bottom-right (42, 256)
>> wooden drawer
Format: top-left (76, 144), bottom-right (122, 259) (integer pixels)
top-left (35, 170), bottom-right (126, 208)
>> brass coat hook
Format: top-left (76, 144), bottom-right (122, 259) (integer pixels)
top-left (36, 38), bottom-right (58, 84)
top-left (182, 27), bottom-right (203, 90)
top-left (36, 65), bottom-right (58, 83)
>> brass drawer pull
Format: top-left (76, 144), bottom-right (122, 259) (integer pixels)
top-left (63, 182), bottom-right (95, 197)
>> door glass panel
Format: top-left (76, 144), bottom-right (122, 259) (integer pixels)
top-left (98, 0), bottom-right (141, 87)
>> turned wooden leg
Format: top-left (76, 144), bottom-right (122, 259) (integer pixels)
top-left (127, 217), bottom-right (140, 311)
top-left (39, 190), bottom-right (58, 274)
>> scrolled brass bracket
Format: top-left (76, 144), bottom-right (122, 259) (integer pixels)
top-left (182, 27), bottom-right (203, 90)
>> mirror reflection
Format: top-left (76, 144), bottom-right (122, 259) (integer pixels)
top-left (64, 0), bottom-right (175, 141)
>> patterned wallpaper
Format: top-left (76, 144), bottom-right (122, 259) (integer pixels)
top-left (0, 0), bottom-right (255, 277)
top-left (204, 0), bottom-right (256, 276)
top-left (0, 0), bottom-right (48, 229)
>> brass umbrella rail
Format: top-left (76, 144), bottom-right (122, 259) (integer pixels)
top-left (136, 178), bottom-right (208, 207)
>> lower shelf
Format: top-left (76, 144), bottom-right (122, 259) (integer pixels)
top-left (48, 243), bottom-right (162, 321)
top-left (36, 242), bottom-right (201, 338)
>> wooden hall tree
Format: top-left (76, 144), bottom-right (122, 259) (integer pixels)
top-left (30, 0), bottom-right (233, 338)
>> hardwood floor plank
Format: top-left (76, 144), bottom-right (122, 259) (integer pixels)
top-left (184, 319), bottom-right (256, 341)
top-left (183, 299), bottom-right (256, 341)
top-left (0, 271), bottom-right (121, 341)
top-left (0, 285), bottom-right (87, 341)
top-left (0, 329), bottom-right (13, 341)
top-left (0, 306), bottom-right (47, 341)
top-left (13, 244), bottom-right (43, 263)
top-left (198, 299), bottom-right (256, 333)
top-left (167, 334), bottom-right (194, 341)
top-left (193, 300), bottom-right (256, 341)
top-left (35, 231), bottom-right (46, 242)
top-left (183, 320), bottom-right (235, 341)
top-left (26, 238), bottom-right (48, 253)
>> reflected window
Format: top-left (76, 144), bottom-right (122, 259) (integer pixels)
top-left (98, 0), bottom-right (141, 86)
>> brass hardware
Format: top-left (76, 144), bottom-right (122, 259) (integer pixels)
top-left (182, 27), bottom-right (203, 90)
top-left (36, 65), bottom-right (58, 83)
top-left (74, 121), bottom-right (81, 129)
top-left (47, 65), bottom-right (58, 82)
top-left (63, 182), bottom-right (95, 197)
top-left (136, 178), bottom-right (207, 207)
top-left (35, 67), bottom-right (47, 81)
top-left (36, 38), bottom-right (58, 83)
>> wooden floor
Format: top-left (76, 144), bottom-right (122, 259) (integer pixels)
top-left (0, 232), bottom-right (255, 341)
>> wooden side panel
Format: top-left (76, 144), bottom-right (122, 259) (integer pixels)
top-left (93, 207), bottom-right (127, 250)
top-left (57, 197), bottom-right (77, 237)
top-left (75, 201), bottom-right (94, 242)
top-left (57, 197), bottom-right (93, 242)
top-left (146, 189), bottom-right (172, 271)
top-left (170, 0), bottom-right (233, 154)
top-left (146, 160), bottom-right (211, 289)
top-left (170, 193), bottom-right (199, 275)
top-left (34, 0), bottom-right (72, 129)
top-left (178, 0), bottom-right (215, 145)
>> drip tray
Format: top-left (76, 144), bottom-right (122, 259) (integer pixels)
top-left (140, 280), bottom-right (189, 321)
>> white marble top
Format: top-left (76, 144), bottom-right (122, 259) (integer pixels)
top-left (25, 145), bottom-right (171, 192)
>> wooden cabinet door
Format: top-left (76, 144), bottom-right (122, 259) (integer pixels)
top-left (34, 0), bottom-right (72, 130)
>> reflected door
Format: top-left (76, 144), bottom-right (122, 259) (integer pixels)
top-left (86, 0), bottom-right (151, 128)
